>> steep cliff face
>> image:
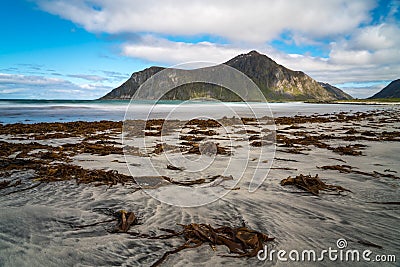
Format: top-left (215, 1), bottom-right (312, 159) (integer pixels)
top-left (101, 66), bottom-right (164, 99)
top-left (369, 79), bottom-right (400, 99)
top-left (318, 82), bottom-right (353, 100)
top-left (100, 51), bottom-right (351, 101)
top-left (225, 51), bottom-right (334, 100)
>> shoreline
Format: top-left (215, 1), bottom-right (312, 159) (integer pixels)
top-left (1, 107), bottom-right (399, 266)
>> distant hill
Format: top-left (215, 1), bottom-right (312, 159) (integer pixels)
top-left (101, 50), bottom-right (352, 101)
top-left (318, 82), bottom-right (353, 100)
top-left (369, 79), bottom-right (400, 99)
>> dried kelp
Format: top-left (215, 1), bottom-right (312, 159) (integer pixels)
top-left (274, 110), bottom-right (382, 125)
top-left (179, 141), bottom-right (231, 155)
top-left (69, 208), bottom-right (273, 266)
top-left (0, 120), bottom-right (122, 137)
top-left (0, 158), bottom-right (40, 171)
top-left (280, 174), bottom-right (350, 195)
top-left (61, 142), bottom-right (123, 156)
top-left (162, 175), bottom-right (232, 187)
top-left (318, 165), bottom-right (400, 179)
top-left (0, 180), bottom-right (11, 189)
top-left (328, 144), bottom-right (366, 156)
top-left (250, 140), bottom-right (269, 147)
top-left (275, 157), bottom-right (299, 162)
top-left (179, 134), bottom-right (205, 142)
top-left (111, 210), bottom-right (138, 233)
top-left (166, 164), bottom-right (184, 171)
top-left (185, 119), bottom-right (221, 128)
top-left (150, 223), bottom-right (275, 266)
top-left (72, 209), bottom-right (138, 233)
top-left (187, 129), bottom-right (217, 135)
top-left (153, 143), bottom-right (181, 154)
top-left (35, 164), bottom-right (136, 186)
top-left (0, 141), bottom-right (51, 158)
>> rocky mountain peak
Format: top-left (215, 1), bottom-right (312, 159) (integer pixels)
top-left (100, 51), bottom-right (352, 101)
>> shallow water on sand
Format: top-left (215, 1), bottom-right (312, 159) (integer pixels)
top-left (0, 99), bottom-right (388, 124)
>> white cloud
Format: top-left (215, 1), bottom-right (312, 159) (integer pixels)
top-left (329, 23), bottom-right (400, 66)
top-left (351, 24), bottom-right (397, 50)
top-left (36, 0), bottom-right (374, 43)
top-left (79, 83), bottom-right (112, 91)
top-left (0, 73), bottom-right (112, 99)
top-left (335, 82), bottom-right (389, 99)
top-left (67, 74), bottom-right (107, 81)
top-left (0, 73), bottom-right (68, 86)
top-left (0, 88), bottom-right (27, 94)
top-left (122, 36), bottom-right (246, 64)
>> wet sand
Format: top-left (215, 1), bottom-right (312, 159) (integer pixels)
top-left (0, 107), bottom-right (399, 266)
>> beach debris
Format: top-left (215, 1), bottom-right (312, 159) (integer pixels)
top-left (278, 148), bottom-right (308, 155)
top-left (241, 117), bottom-right (258, 124)
top-left (161, 175), bottom-right (233, 187)
top-left (145, 119), bottom-right (165, 130)
top-left (0, 179), bottom-right (21, 190)
top-left (271, 167), bottom-right (298, 171)
top-left (61, 142), bottom-right (123, 156)
top-left (0, 141), bottom-right (51, 158)
top-left (0, 158), bottom-right (40, 171)
top-left (0, 120), bottom-right (122, 137)
top-left (280, 174), bottom-right (350, 195)
top-left (328, 157), bottom-right (347, 163)
top-left (275, 157), bottom-right (299, 162)
top-left (144, 130), bottom-right (162, 136)
top-left (185, 119), bottom-right (221, 128)
top-left (250, 140), bottom-right (270, 147)
top-left (153, 143), bottom-right (180, 154)
top-left (112, 210), bottom-right (138, 233)
top-left (179, 134), bottom-right (205, 142)
top-left (234, 129), bottom-right (260, 135)
top-left (166, 164), bottom-right (184, 171)
top-left (318, 165), bottom-right (400, 179)
top-left (150, 223), bottom-right (275, 267)
top-left (72, 209), bottom-right (138, 233)
top-left (187, 129), bottom-right (217, 135)
top-left (328, 144), bottom-right (366, 156)
top-left (181, 141), bottom-right (231, 155)
top-left (0, 180), bottom-right (11, 189)
top-left (35, 164), bottom-right (136, 186)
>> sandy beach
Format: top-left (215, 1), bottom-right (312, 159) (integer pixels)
top-left (0, 106), bottom-right (399, 266)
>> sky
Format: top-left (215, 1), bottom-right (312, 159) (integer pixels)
top-left (0, 0), bottom-right (399, 99)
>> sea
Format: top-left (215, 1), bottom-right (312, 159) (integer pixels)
top-left (0, 99), bottom-right (389, 124)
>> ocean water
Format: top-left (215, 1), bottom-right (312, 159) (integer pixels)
top-left (0, 99), bottom-right (388, 124)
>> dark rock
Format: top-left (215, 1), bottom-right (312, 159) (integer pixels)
top-left (369, 79), bottom-right (400, 99)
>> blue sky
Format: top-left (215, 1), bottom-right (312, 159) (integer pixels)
top-left (1, 0), bottom-right (399, 99)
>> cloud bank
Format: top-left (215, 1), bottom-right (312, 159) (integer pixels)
top-left (36, 0), bottom-right (374, 43)
top-left (0, 73), bottom-right (112, 99)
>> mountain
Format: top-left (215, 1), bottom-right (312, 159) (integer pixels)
top-left (369, 79), bottom-right (400, 99)
top-left (102, 66), bottom-right (164, 99)
top-left (101, 50), bottom-right (352, 101)
top-left (318, 82), bottom-right (353, 100)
